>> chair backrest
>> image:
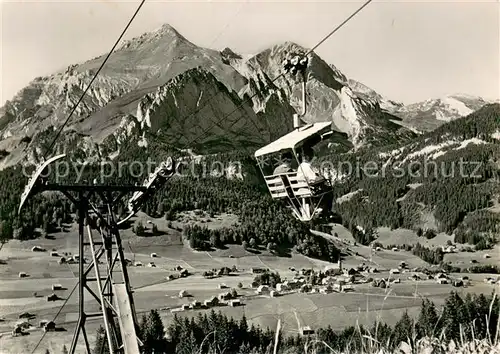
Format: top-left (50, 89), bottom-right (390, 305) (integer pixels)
top-left (264, 172), bottom-right (313, 198)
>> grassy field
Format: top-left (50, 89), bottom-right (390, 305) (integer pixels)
top-left (1, 213), bottom-right (499, 354)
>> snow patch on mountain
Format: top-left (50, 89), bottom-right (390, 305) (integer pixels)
top-left (454, 138), bottom-right (487, 150)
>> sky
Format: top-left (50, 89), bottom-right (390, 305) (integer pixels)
top-left (1, 0), bottom-right (498, 105)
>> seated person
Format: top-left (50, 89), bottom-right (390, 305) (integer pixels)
top-left (273, 152), bottom-right (294, 174)
top-left (296, 147), bottom-right (325, 184)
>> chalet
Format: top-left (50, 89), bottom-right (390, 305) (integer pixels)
top-left (320, 286), bottom-right (332, 294)
top-left (251, 267), bottom-right (265, 274)
top-left (204, 296), bottom-right (219, 307)
top-left (332, 283), bottom-right (342, 291)
top-left (256, 285), bottom-right (270, 294)
top-left (190, 301), bottom-right (202, 309)
top-left (343, 268), bottom-right (357, 276)
top-left (47, 293), bottom-right (59, 302)
top-left (12, 326), bottom-right (24, 337)
top-left (434, 273), bottom-right (447, 280)
top-left (218, 292), bottom-right (232, 301)
top-left (276, 283), bottom-right (289, 292)
top-left (229, 299), bottom-right (241, 307)
top-left (300, 326), bottom-right (315, 336)
top-left (299, 284), bottom-right (312, 293)
top-left (44, 321), bottom-right (56, 332)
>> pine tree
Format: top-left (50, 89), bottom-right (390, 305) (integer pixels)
top-left (416, 298), bottom-right (440, 338)
top-left (93, 326), bottom-right (109, 354)
top-left (392, 311), bottom-right (414, 349)
top-left (142, 309), bottom-right (166, 354)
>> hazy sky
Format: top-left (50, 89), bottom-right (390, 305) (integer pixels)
top-left (1, 0), bottom-right (498, 105)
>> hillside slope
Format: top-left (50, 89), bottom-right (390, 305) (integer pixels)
top-left (317, 103), bottom-right (500, 247)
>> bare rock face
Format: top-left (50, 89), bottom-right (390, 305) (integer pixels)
top-left (3, 23), bottom-right (487, 169)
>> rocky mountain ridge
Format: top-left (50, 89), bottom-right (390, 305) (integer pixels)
top-left (0, 23), bottom-right (491, 170)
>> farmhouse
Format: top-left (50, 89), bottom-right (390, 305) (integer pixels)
top-left (19, 272), bottom-right (28, 278)
top-left (12, 326), bottom-right (24, 337)
top-left (32, 246), bottom-right (45, 252)
top-left (437, 278), bottom-right (448, 284)
top-left (256, 285), bottom-right (270, 294)
top-left (300, 326), bottom-right (315, 336)
top-left (150, 253), bottom-right (157, 258)
top-left (390, 269), bottom-right (400, 275)
top-left (218, 292), bottom-right (232, 301)
top-left (47, 293), bottom-right (59, 302)
top-left (44, 321), bottom-right (56, 332)
top-left (251, 267), bottom-right (265, 274)
top-left (204, 296), bottom-right (219, 307)
top-left (270, 290), bottom-right (279, 297)
top-left (190, 301), bottom-right (202, 309)
top-left (52, 284), bottom-right (63, 291)
top-left (50, 251), bottom-right (58, 257)
top-left (58, 257), bottom-right (67, 264)
top-left (343, 268), bottom-right (357, 276)
top-left (276, 283), bottom-right (289, 292)
top-left (179, 290), bottom-right (189, 298)
top-left (229, 299), bottom-right (241, 307)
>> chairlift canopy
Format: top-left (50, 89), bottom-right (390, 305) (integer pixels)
top-left (254, 122), bottom-right (332, 158)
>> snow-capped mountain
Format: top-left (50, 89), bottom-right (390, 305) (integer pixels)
top-left (0, 23), bottom-right (487, 170)
top-left (395, 94), bottom-right (493, 132)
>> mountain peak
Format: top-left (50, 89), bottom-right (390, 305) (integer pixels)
top-left (153, 23), bottom-right (185, 38)
top-left (119, 23), bottom-right (190, 50)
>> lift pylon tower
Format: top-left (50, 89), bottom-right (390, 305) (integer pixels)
top-left (19, 155), bottom-right (179, 354)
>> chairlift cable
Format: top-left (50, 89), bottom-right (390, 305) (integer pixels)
top-left (43, 0), bottom-right (146, 160)
top-left (30, 282), bottom-right (78, 354)
top-left (154, 0), bottom-right (373, 153)
top-left (30, 3), bottom-right (145, 352)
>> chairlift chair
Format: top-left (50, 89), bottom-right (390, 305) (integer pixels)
top-left (255, 52), bottom-right (335, 222)
top-left (255, 123), bottom-right (333, 221)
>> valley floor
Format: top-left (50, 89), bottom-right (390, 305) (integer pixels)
top-left (0, 212), bottom-right (498, 354)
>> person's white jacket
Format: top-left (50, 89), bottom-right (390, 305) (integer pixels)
top-left (297, 162), bottom-right (323, 183)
